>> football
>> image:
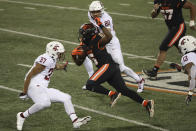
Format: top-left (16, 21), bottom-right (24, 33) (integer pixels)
top-left (71, 46), bottom-right (86, 66)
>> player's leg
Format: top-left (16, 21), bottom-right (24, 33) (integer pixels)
top-left (83, 57), bottom-right (94, 77)
top-left (47, 88), bottom-right (91, 128)
top-left (143, 23), bottom-right (186, 78)
top-left (107, 42), bottom-right (144, 92)
top-left (85, 64), bottom-right (117, 98)
top-left (17, 85), bottom-right (51, 130)
top-left (82, 57), bottom-right (94, 90)
top-left (108, 65), bottom-right (154, 117)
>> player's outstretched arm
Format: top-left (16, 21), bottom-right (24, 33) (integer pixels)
top-left (183, 1), bottom-right (196, 30)
top-left (55, 61), bottom-right (68, 71)
top-left (151, 4), bottom-right (160, 18)
top-left (94, 17), bottom-right (112, 46)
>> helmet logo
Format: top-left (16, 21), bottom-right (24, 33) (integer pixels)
top-left (53, 45), bottom-right (59, 51)
top-left (181, 39), bottom-right (185, 45)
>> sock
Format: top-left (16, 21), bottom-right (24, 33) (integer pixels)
top-left (153, 66), bottom-right (159, 72)
top-left (23, 110), bottom-right (30, 118)
top-left (70, 113), bottom-right (78, 122)
top-left (108, 91), bottom-right (116, 96)
top-left (142, 100), bottom-right (148, 107)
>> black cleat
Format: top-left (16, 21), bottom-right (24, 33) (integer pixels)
top-left (146, 100), bottom-right (154, 117)
top-left (185, 95), bottom-right (192, 105)
top-left (142, 69), bottom-right (157, 78)
top-left (110, 92), bottom-right (121, 107)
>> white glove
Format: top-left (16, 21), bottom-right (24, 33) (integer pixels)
top-left (19, 92), bottom-right (29, 100)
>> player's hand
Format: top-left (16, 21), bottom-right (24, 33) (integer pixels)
top-left (19, 92), bottom-right (29, 100)
top-left (63, 61), bottom-right (68, 71)
top-left (94, 17), bottom-right (102, 26)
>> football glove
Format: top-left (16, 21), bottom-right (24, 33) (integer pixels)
top-left (94, 17), bottom-right (104, 28)
top-left (19, 92), bottom-right (29, 100)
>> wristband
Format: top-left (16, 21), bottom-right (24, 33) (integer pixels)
top-left (189, 20), bottom-right (195, 27)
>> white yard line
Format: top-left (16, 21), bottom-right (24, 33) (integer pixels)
top-left (0, 0), bottom-right (188, 24)
top-left (0, 84), bottom-right (169, 131)
top-left (0, 27), bottom-right (175, 64)
top-left (17, 63), bottom-right (75, 68)
top-left (24, 7), bottom-right (36, 10)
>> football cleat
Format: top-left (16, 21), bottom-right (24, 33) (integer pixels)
top-left (146, 100), bottom-right (154, 118)
top-left (142, 69), bottom-right (157, 78)
top-left (16, 112), bottom-right (25, 131)
top-left (185, 95), bottom-right (192, 105)
top-left (137, 78), bottom-right (145, 93)
top-left (110, 92), bottom-right (121, 107)
top-left (73, 116), bottom-right (91, 128)
top-left (82, 85), bottom-right (87, 90)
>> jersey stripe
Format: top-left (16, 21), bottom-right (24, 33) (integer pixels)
top-left (168, 23), bottom-right (184, 47)
top-left (90, 64), bottom-right (109, 81)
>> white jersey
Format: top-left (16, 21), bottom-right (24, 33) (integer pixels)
top-left (88, 11), bottom-right (120, 49)
top-left (181, 52), bottom-right (196, 67)
top-left (25, 53), bottom-right (56, 87)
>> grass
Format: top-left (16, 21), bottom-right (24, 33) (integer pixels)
top-left (0, 0), bottom-right (196, 130)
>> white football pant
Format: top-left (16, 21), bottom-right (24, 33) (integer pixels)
top-left (23, 83), bottom-right (77, 121)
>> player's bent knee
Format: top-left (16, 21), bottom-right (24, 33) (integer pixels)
top-left (64, 93), bottom-right (71, 101)
top-left (86, 80), bottom-right (96, 91)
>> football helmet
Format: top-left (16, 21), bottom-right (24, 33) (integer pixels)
top-left (46, 41), bottom-right (65, 61)
top-left (178, 35), bottom-right (196, 55)
top-left (89, 1), bottom-right (104, 18)
top-left (78, 23), bottom-right (97, 44)
top-left (89, 1), bottom-right (104, 12)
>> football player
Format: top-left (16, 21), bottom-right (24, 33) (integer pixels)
top-left (82, 1), bottom-right (145, 93)
top-left (143, 0), bottom-right (196, 78)
top-left (16, 41), bottom-right (91, 131)
top-left (178, 35), bottom-right (196, 105)
top-left (72, 18), bottom-right (154, 117)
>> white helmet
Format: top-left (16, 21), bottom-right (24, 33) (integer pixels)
top-left (46, 41), bottom-right (65, 60)
top-left (89, 1), bottom-right (104, 12)
top-left (178, 35), bottom-right (196, 55)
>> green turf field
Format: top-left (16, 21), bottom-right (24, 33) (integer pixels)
top-left (0, 0), bottom-right (196, 130)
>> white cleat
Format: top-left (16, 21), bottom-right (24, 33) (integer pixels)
top-left (16, 112), bottom-right (25, 131)
top-left (82, 85), bottom-right (87, 90)
top-left (137, 78), bottom-right (145, 93)
top-left (73, 116), bottom-right (91, 128)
